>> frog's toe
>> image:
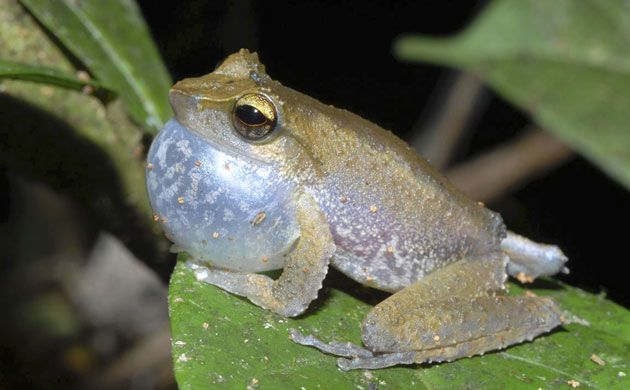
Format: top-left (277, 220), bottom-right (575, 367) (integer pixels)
top-left (290, 328), bottom-right (373, 358)
top-left (288, 328), bottom-right (315, 345)
top-left (335, 351), bottom-right (417, 371)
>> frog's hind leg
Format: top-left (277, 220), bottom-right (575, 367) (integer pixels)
top-left (355, 252), bottom-right (562, 370)
top-left (292, 252), bottom-right (563, 370)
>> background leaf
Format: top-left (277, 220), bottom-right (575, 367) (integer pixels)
top-left (0, 59), bottom-right (115, 98)
top-left (394, 0), bottom-right (630, 190)
top-left (19, 0), bottom-right (172, 132)
top-left (1, 0), bottom-right (146, 210)
top-left (170, 254), bottom-right (630, 389)
top-left (0, 0), bottom-right (173, 277)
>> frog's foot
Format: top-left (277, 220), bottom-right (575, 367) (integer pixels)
top-left (289, 329), bottom-right (425, 370)
top-left (289, 328), bottom-right (374, 358)
top-left (335, 352), bottom-right (417, 370)
top-left (338, 296), bottom-right (562, 370)
top-left (289, 329), bottom-right (509, 371)
top-left (353, 253), bottom-right (563, 370)
top-left (502, 230), bottom-right (569, 280)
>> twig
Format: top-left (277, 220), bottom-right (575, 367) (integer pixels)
top-left (411, 71), bottom-right (485, 169)
top-left (445, 126), bottom-right (574, 203)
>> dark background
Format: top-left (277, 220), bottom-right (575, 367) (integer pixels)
top-left (138, 0), bottom-right (629, 307)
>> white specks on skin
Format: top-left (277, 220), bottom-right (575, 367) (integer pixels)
top-left (175, 139), bottom-right (193, 159)
top-left (237, 199), bottom-right (250, 213)
top-left (315, 178), bottom-right (468, 292)
top-left (205, 189), bottom-right (221, 204)
top-left (202, 210), bottom-right (214, 225)
top-left (174, 161), bottom-right (187, 175)
top-left (163, 164), bottom-right (177, 181)
top-left (272, 217), bottom-right (281, 228)
top-left (188, 169), bottom-right (203, 193)
top-left (194, 268), bottom-right (209, 280)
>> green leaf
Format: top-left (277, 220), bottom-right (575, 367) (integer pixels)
top-left (1, 0), bottom-right (171, 271)
top-left (394, 0), bottom-right (630, 189)
top-left (19, 0), bottom-right (172, 132)
top-left (0, 1), bottom-right (148, 208)
top-left (0, 59), bottom-right (115, 99)
top-left (170, 254), bottom-right (630, 389)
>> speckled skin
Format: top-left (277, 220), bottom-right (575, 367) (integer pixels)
top-left (305, 105), bottom-right (504, 292)
top-left (146, 49), bottom-right (566, 370)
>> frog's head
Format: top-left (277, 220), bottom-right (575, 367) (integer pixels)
top-left (168, 50), bottom-right (302, 171)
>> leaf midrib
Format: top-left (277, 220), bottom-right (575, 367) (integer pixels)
top-left (62, 0), bottom-right (162, 127)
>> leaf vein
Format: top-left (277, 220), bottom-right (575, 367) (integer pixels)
top-left (62, 0), bottom-right (161, 128)
top-left (501, 352), bottom-right (604, 390)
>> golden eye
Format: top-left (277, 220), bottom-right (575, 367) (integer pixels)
top-left (232, 93), bottom-right (277, 141)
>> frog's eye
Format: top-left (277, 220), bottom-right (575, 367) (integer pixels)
top-left (232, 93), bottom-right (277, 141)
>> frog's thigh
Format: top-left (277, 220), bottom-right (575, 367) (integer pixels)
top-left (192, 192), bottom-right (335, 317)
top-left (353, 253), bottom-right (562, 370)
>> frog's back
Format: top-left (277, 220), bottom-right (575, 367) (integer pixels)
top-left (282, 91), bottom-right (506, 291)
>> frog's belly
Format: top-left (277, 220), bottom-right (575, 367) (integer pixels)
top-left (327, 221), bottom-right (447, 293)
top-left (313, 185), bottom-right (503, 293)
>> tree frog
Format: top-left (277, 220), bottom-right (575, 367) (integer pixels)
top-left (145, 49), bottom-right (568, 370)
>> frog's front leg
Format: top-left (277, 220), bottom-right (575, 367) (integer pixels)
top-left (293, 253), bottom-right (563, 370)
top-left (191, 193), bottom-right (335, 317)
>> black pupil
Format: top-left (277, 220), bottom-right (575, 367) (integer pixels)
top-left (236, 105), bottom-right (266, 127)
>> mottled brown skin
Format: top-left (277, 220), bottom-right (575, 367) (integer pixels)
top-left (173, 49), bottom-right (564, 370)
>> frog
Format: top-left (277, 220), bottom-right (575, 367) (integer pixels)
top-left (145, 49), bottom-right (568, 370)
